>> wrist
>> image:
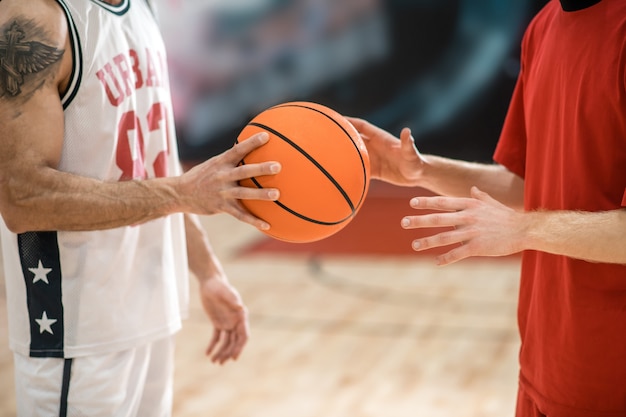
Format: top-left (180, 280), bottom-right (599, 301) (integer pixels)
top-left (519, 210), bottom-right (545, 253)
top-left (191, 255), bottom-right (227, 284)
top-left (413, 155), bottom-right (435, 189)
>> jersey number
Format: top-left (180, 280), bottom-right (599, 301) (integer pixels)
top-left (115, 102), bottom-right (171, 181)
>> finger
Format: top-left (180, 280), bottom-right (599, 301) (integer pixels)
top-left (435, 245), bottom-right (473, 266)
top-left (344, 116), bottom-right (368, 131)
top-left (228, 132), bottom-right (271, 162)
top-left (214, 332), bottom-right (235, 365)
top-left (221, 333), bottom-right (238, 364)
top-left (471, 186), bottom-right (499, 206)
top-left (231, 321), bottom-right (249, 361)
top-left (223, 203), bottom-right (272, 231)
top-left (209, 331), bottom-right (226, 363)
top-left (409, 196), bottom-right (474, 212)
top-left (223, 331), bottom-right (239, 362)
top-left (225, 184), bottom-right (280, 202)
top-left (411, 228), bottom-right (474, 252)
top-left (399, 127), bottom-right (412, 143)
top-left (399, 128), bottom-right (419, 155)
top-left (345, 117), bottom-right (371, 141)
top-left (232, 161), bottom-right (282, 182)
top-left (402, 212), bottom-right (466, 229)
top-left (206, 329), bottom-right (221, 357)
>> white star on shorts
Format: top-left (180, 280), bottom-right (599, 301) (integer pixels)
top-left (35, 311), bottom-right (57, 335)
top-left (29, 260), bottom-right (52, 284)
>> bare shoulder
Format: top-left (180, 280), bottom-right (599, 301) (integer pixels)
top-left (0, 0), bottom-right (70, 171)
top-left (0, 0), bottom-right (71, 108)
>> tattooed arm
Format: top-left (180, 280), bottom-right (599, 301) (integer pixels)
top-left (0, 0), bottom-right (280, 233)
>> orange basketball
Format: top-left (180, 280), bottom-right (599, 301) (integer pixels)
top-left (237, 101), bottom-right (370, 243)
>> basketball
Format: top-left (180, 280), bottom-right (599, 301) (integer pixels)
top-left (236, 101), bottom-right (371, 243)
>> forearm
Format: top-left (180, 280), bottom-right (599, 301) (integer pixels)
top-left (524, 208), bottom-right (626, 264)
top-left (0, 166), bottom-right (181, 233)
top-left (419, 155), bottom-right (524, 209)
top-left (184, 213), bottom-right (225, 282)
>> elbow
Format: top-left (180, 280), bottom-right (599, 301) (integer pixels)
top-left (0, 205), bottom-right (31, 234)
top-left (0, 183), bottom-right (35, 234)
top-left (0, 167), bottom-right (52, 234)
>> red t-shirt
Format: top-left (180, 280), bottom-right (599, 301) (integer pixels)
top-left (493, 1), bottom-right (626, 416)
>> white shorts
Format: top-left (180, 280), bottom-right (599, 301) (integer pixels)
top-left (13, 336), bottom-right (175, 417)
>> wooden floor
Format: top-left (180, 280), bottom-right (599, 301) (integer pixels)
top-left (0, 214), bottom-right (521, 416)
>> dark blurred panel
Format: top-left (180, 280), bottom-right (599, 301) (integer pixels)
top-left (158, 0), bottom-right (548, 163)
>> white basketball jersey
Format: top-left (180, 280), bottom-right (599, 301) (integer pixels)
top-left (0, 0), bottom-right (189, 358)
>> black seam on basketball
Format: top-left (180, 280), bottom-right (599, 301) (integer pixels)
top-left (269, 103), bottom-right (369, 207)
top-left (274, 200), bottom-right (353, 226)
top-left (249, 121), bottom-right (356, 212)
top-left (242, 168), bottom-right (354, 226)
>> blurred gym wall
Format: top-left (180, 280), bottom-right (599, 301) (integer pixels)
top-left (156, 0), bottom-right (547, 163)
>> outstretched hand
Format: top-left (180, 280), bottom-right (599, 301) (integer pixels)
top-left (346, 117), bottom-right (425, 187)
top-left (402, 186), bottom-right (527, 265)
top-left (199, 275), bottom-right (250, 365)
top-left (179, 132), bottom-right (281, 230)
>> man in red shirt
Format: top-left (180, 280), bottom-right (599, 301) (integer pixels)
top-left (349, 0), bottom-right (626, 416)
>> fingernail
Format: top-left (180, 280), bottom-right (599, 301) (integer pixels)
top-left (410, 198), bottom-right (419, 207)
top-left (268, 190), bottom-right (279, 200)
top-left (401, 218), bottom-right (410, 228)
top-left (270, 163), bottom-right (281, 173)
top-left (258, 132), bottom-right (269, 141)
top-left (260, 223), bottom-right (270, 231)
top-left (412, 241), bottom-right (421, 250)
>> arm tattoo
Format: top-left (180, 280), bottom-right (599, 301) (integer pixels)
top-left (0, 19), bottom-right (64, 98)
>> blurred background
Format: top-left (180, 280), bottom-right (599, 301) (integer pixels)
top-left (157, 0), bottom-right (546, 164)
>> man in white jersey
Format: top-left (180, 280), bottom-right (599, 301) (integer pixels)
top-left (0, 0), bottom-right (282, 416)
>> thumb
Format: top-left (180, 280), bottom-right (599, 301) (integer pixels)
top-left (400, 128), bottom-right (419, 158)
top-left (471, 186), bottom-right (500, 206)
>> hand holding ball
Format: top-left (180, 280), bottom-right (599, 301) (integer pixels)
top-left (237, 102), bottom-right (370, 243)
